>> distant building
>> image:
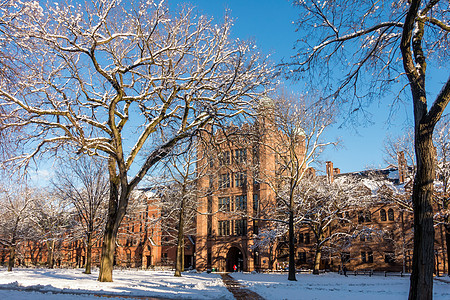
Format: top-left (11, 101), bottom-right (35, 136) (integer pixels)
top-left (0, 189), bottom-right (195, 270)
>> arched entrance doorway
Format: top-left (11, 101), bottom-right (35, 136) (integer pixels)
top-left (276, 242), bottom-right (289, 270)
top-left (226, 247), bottom-right (244, 272)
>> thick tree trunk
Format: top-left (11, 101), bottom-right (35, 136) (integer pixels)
top-left (84, 233), bottom-right (92, 274)
top-left (288, 209), bottom-right (296, 281)
top-left (98, 218), bottom-right (118, 282)
top-left (409, 126), bottom-right (435, 300)
top-left (8, 246), bottom-right (15, 272)
top-left (98, 176), bottom-right (125, 282)
top-left (175, 198), bottom-right (185, 277)
top-left (313, 247), bottom-right (322, 275)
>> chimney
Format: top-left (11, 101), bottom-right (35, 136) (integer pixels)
top-left (305, 167), bottom-right (316, 178)
top-left (397, 151), bottom-right (406, 184)
top-left (333, 168), bottom-right (340, 175)
top-left (326, 161), bottom-right (334, 183)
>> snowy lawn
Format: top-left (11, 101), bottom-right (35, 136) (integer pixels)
top-left (231, 272), bottom-right (450, 300)
top-left (0, 268), bottom-right (449, 299)
top-left (0, 268), bottom-right (231, 299)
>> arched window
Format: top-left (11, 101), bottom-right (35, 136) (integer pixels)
top-left (388, 208), bottom-right (394, 221)
top-left (380, 209), bottom-right (387, 221)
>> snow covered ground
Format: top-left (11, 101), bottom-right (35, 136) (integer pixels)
top-left (0, 268), bottom-right (448, 299)
top-left (0, 268), bottom-right (230, 299)
top-left (232, 272), bottom-right (450, 300)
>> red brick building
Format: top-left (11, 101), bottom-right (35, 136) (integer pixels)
top-left (0, 189), bottom-right (195, 270)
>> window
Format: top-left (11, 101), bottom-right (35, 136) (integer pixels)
top-left (207, 218), bottom-right (212, 236)
top-left (298, 252), bottom-right (306, 264)
top-left (219, 173), bottom-right (230, 189)
top-left (365, 211), bottom-right (371, 222)
top-left (209, 157), bottom-right (214, 168)
top-left (218, 220), bottom-right (231, 236)
top-left (253, 194), bottom-right (259, 212)
top-left (252, 146), bottom-right (259, 163)
top-left (368, 251), bottom-right (374, 263)
top-left (358, 210), bottom-right (371, 223)
top-left (235, 195), bottom-right (247, 211)
top-left (384, 252), bottom-right (395, 264)
top-left (235, 219), bottom-right (247, 236)
top-left (305, 232), bottom-right (310, 244)
top-left (219, 197), bottom-right (230, 212)
top-left (361, 251), bottom-right (367, 263)
top-left (341, 252), bottom-right (350, 263)
top-left (388, 208), bottom-right (394, 221)
top-left (207, 196), bottom-right (213, 213)
top-left (383, 230), bottom-right (395, 241)
top-left (209, 175), bottom-right (214, 189)
top-left (219, 151), bottom-right (231, 166)
top-left (253, 220), bottom-right (259, 235)
top-left (253, 171), bottom-right (260, 186)
top-left (360, 235), bottom-right (365, 242)
top-left (358, 211), bottom-right (365, 223)
top-left (298, 233), bottom-right (304, 244)
top-left (234, 148), bottom-right (247, 164)
top-left (235, 172), bottom-right (247, 187)
top-left (380, 209), bottom-right (387, 221)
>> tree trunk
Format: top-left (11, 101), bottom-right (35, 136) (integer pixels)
top-left (8, 245), bottom-right (15, 272)
top-left (47, 240), bottom-right (55, 269)
top-left (438, 222), bottom-right (446, 275)
top-left (98, 218), bottom-right (118, 282)
top-left (288, 209), bottom-right (296, 281)
top-left (182, 237), bottom-right (185, 272)
top-left (408, 126), bottom-right (435, 300)
top-left (445, 224), bottom-right (450, 276)
top-left (401, 211), bottom-right (407, 273)
top-left (175, 197), bottom-right (185, 277)
top-left (313, 247), bottom-right (322, 275)
top-left (98, 176), bottom-right (124, 282)
top-left (84, 233), bottom-right (92, 274)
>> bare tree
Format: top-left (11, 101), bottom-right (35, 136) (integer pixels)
top-left (0, 0), bottom-right (272, 281)
top-left (257, 91), bottom-right (336, 281)
top-left (384, 117), bottom-right (450, 275)
top-left (295, 176), bottom-right (371, 274)
top-left (0, 0), bottom-right (26, 163)
top-left (158, 141), bottom-right (201, 277)
top-left (0, 180), bottom-right (34, 271)
top-left (433, 116), bottom-right (450, 275)
top-left (52, 156), bottom-right (108, 274)
top-left (289, 1), bottom-right (450, 297)
top-left (384, 129), bottom-right (416, 172)
top-left (434, 116), bottom-right (450, 196)
top-left (29, 191), bottom-right (72, 269)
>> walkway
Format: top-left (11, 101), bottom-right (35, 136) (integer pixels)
top-left (220, 273), bottom-right (265, 300)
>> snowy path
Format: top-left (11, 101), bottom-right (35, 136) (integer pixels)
top-left (220, 273), bottom-right (264, 300)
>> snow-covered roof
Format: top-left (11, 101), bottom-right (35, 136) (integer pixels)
top-left (334, 166), bottom-right (410, 196)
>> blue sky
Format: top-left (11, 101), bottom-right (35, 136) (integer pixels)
top-left (27, 0), bottom-right (448, 185)
top-left (167, 0), bottom-right (449, 174)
